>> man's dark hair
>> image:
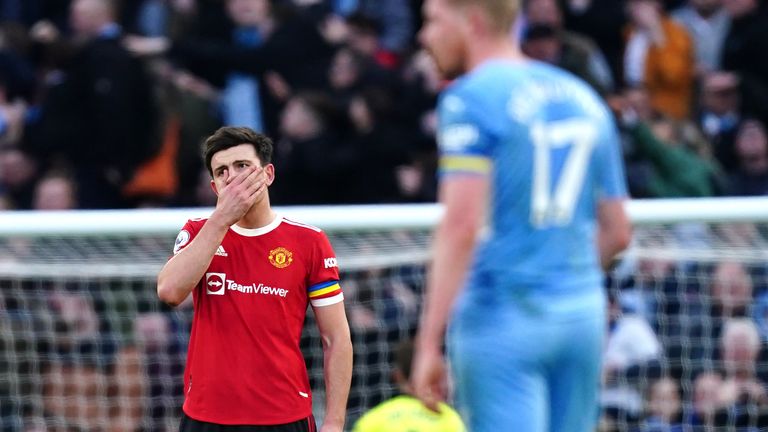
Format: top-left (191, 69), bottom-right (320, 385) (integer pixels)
top-left (203, 126), bottom-right (274, 176)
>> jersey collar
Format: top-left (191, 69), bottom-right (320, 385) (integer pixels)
top-left (230, 214), bottom-right (282, 237)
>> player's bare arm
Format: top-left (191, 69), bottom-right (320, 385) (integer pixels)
top-left (412, 175), bottom-right (489, 411)
top-left (313, 301), bottom-right (353, 432)
top-left (597, 199), bottom-right (632, 271)
top-left (157, 166), bottom-right (267, 306)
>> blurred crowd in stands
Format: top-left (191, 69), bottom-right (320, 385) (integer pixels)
top-left (0, 0), bottom-right (765, 210)
top-left (603, 253), bottom-right (768, 431)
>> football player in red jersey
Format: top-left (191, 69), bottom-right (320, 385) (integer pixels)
top-left (157, 127), bottom-right (352, 432)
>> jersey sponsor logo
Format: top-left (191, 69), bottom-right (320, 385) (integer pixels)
top-left (442, 94), bottom-right (465, 113)
top-left (226, 280), bottom-right (289, 297)
top-left (298, 391), bottom-right (309, 398)
top-left (268, 247), bottom-right (293, 268)
top-left (215, 245), bottom-right (228, 257)
top-left (438, 124), bottom-right (479, 152)
top-left (204, 273), bottom-right (289, 298)
top-left (323, 257), bottom-right (337, 269)
top-left (173, 230), bottom-right (190, 254)
top-left (205, 273), bottom-right (226, 295)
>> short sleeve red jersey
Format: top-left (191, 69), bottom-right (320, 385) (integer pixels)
top-left (172, 215), bottom-right (343, 425)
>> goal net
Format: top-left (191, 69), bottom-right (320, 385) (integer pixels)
top-left (0, 198), bottom-right (766, 431)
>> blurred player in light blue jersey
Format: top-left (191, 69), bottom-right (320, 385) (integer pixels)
top-left (410, 0), bottom-right (633, 431)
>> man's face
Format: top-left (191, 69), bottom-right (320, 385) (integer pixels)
top-left (735, 122), bottom-right (768, 174)
top-left (722, 0), bottom-right (755, 18)
top-left (526, 0), bottom-right (562, 27)
top-left (70, 0), bottom-right (106, 37)
top-left (419, 0), bottom-right (469, 80)
top-left (280, 97), bottom-right (317, 139)
top-left (34, 177), bottom-right (76, 210)
top-left (226, 0), bottom-right (269, 27)
top-left (209, 143), bottom-right (273, 195)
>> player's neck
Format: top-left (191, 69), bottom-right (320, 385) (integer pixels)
top-left (237, 201), bottom-right (277, 230)
top-left (467, 38), bottom-right (525, 72)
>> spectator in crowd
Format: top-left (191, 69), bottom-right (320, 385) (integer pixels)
top-left (615, 85), bottom-right (723, 198)
top-left (345, 87), bottom-right (410, 203)
top-left (394, 50), bottom-right (440, 203)
top-left (39, 289), bottom-right (117, 430)
top-left (133, 311), bottom-right (187, 431)
top-left (728, 119), bottom-right (768, 196)
top-left (687, 261), bottom-right (755, 375)
top-left (625, 115), bottom-right (722, 197)
top-left (123, 0), bottom-right (203, 38)
top-left (329, 0), bottom-right (413, 58)
top-left (522, 0), bottom-right (614, 94)
top-left (31, 170), bottom-right (77, 210)
top-left (640, 377), bottom-right (684, 432)
top-left (560, 0), bottom-right (627, 84)
top-left (42, 359), bottom-right (111, 430)
top-left (29, 0), bottom-right (159, 209)
top-left (685, 371), bottom-right (729, 428)
top-left (721, 0), bottom-right (768, 126)
top-left (671, 0), bottom-right (730, 75)
top-left (343, 12), bottom-right (400, 70)
top-left (111, 344), bottom-right (147, 432)
top-left (271, 90), bottom-right (354, 204)
top-left (624, 0), bottom-right (695, 120)
top-left (217, 0), bottom-right (272, 133)
top-left (602, 291), bottom-right (664, 426)
top-left (698, 71), bottom-right (742, 172)
top-left (716, 317), bottom-right (768, 429)
top-left (0, 146), bottom-right (37, 208)
top-left (713, 261), bottom-right (755, 317)
top-left (145, 61), bottom-right (221, 207)
top-left (127, 0), bottom-right (335, 139)
top-left (326, 45), bottom-right (390, 106)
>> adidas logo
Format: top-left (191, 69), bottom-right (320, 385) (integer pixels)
top-left (215, 245), bottom-right (228, 257)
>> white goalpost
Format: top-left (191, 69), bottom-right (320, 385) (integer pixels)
top-left (0, 197), bottom-right (766, 431)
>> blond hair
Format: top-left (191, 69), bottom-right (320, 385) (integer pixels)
top-left (448, 0), bottom-right (520, 34)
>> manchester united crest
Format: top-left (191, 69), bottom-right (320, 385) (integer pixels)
top-left (268, 247), bottom-right (293, 268)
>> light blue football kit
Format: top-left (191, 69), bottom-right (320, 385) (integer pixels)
top-left (437, 60), bottom-right (627, 432)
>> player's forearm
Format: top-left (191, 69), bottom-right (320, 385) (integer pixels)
top-left (417, 219), bottom-right (476, 349)
top-left (598, 233), bottom-right (626, 271)
top-left (157, 216), bottom-right (230, 306)
top-left (321, 332), bottom-right (353, 429)
top-left (597, 220), bottom-right (632, 271)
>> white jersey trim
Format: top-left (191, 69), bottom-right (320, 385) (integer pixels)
top-left (230, 214), bottom-right (282, 237)
top-left (310, 293), bottom-right (344, 307)
top-left (282, 218), bottom-right (322, 232)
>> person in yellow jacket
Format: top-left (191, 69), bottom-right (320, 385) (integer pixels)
top-left (353, 339), bottom-right (465, 432)
top-left (624, 0), bottom-right (695, 120)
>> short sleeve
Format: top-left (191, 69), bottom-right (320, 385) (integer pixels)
top-left (594, 121), bottom-right (628, 200)
top-left (307, 232), bottom-right (343, 307)
top-left (171, 219), bottom-right (202, 255)
top-left (437, 90), bottom-right (494, 177)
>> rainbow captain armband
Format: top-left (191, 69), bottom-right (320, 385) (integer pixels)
top-left (308, 280), bottom-right (343, 306)
top-left (439, 155), bottom-right (492, 176)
